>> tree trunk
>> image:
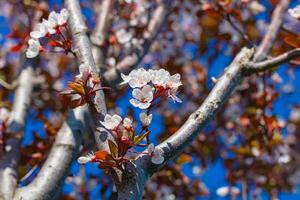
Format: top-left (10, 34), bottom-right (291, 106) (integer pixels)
top-left (115, 161), bottom-right (149, 200)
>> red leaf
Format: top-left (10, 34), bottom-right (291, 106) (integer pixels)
top-left (10, 43), bottom-right (24, 52)
top-left (48, 40), bottom-right (64, 48)
top-left (98, 161), bottom-right (116, 169)
top-left (94, 150), bottom-right (109, 160)
top-left (284, 35), bottom-right (300, 48)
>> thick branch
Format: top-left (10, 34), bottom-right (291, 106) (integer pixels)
top-left (115, 160), bottom-right (149, 200)
top-left (103, 0), bottom-right (172, 85)
top-left (13, 107), bottom-right (87, 200)
top-left (248, 48), bottom-right (300, 73)
top-left (0, 60), bottom-right (36, 200)
top-left (145, 48), bottom-right (255, 170)
top-left (147, 45), bottom-right (300, 171)
top-left (65, 0), bottom-right (110, 151)
top-left (253, 0), bottom-right (290, 61)
top-left (91, 0), bottom-right (115, 69)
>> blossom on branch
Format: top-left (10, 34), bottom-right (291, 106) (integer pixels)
top-left (26, 39), bottom-right (43, 58)
top-left (121, 68), bottom-right (183, 108)
top-left (147, 144), bottom-right (164, 165)
top-left (121, 68), bottom-right (151, 88)
top-left (30, 23), bottom-right (48, 39)
top-left (26, 8), bottom-right (72, 58)
top-left (130, 85), bottom-right (154, 109)
top-left (288, 5), bottom-right (300, 20)
top-left (77, 153), bottom-right (95, 164)
top-left (101, 114), bottom-right (122, 130)
top-left (139, 112), bottom-right (152, 127)
top-left (59, 68), bottom-right (107, 109)
top-left (42, 9), bottom-right (69, 35)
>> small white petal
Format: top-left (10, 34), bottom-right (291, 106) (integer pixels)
top-left (139, 113), bottom-right (152, 126)
top-left (120, 73), bottom-right (130, 85)
top-left (289, 6), bottom-right (300, 19)
top-left (141, 85), bottom-right (153, 102)
top-left (130, 99), bottom-right (151, 109)
top-left (121, 68), bottom-right (151, 88)
top-left (30, 31), bottom-right (42, 39)
top-left (132, 88), bottom-right (143, 100)
top-left (26, 50), bottom-right (39, 58)
top-left (151, 147), bottom-right (164, 164)
top-left (147, 144), bottom-right (155, 153)
top-left (58, 8), bottom-right (69, 25)
top-left (77, 156), bottom-right (91, 164)
top-left (123, 117), bottom-right (133, 128)
top-left (100, 114), bottom-right (122, 130)
top-left (151, 155), bottom-right (164, 165)
top-left (216, 186), bottom-right (240, 197)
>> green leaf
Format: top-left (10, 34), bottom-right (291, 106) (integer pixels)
top-left (68, 82), bottom-right (85, 95)
top-left (108, 140), bottom-right (118, 158)
top-left (134, 132), bottom-right (148, 145)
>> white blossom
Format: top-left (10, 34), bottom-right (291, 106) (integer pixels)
top-left (30, 23), bottom-right (48, 39)
top-left (58, 8), bottom-right (69, 26)
top-left (130, 85), bottom-right (153, 109)
top-left (278, 154), bottom-right (291, 164)
top-left (149, 69), bottom-right (170, 88)
top-left (100, 114), bottom-right (122, 130)
top-left (166, 74), bottom-right (183, 103)
top-left (29, 8), bottom-right (69, 39)
top-left (77, 153), bottom-right (94, 164)
top-left (77, 156), bottom-right (92, 164)
top-left (249, 1), bottom-right (266, 14)
top-left (42, 17), bottom-right (57, 35)
top-left (121, 68), bottom-right (151, 88)
top-left (216, 186), bottom-right (240, 197)
top-left (149, 69), bottom-right (183, 101)
top-left (122, 68), bottom-right (183, 104)
top-left (116, 28), bottom-right (132, 44)
top-left (168, 73), bottom-right (183, 88)
top-left (0, 107), bottom-right (10, 122)
top-left (147, 144), bottom-right (164, 164)
top-left (123, 117), bottom-right (133, 129)
top-left (26, 39), bottom-right (42, 58)
top-left (139, 112), bottom-right (152, 126)
top-left (289, 5), bottom-right (300, 20)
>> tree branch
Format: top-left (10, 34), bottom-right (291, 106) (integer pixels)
top-left (145, 47), bottom-right (255, 170)
top-left (102, 0), bottom-right (172, 86)
top-left (13, 107), bottom-right (88, 200)
top-left (65, 0), bottom-right (111, 152)
top-left (0, 59), bottom-right (37, 200)
top-left (247, 48), bottom-right (300, 74)
top-left (253, 0), bottom-right (290, 61)
top-left (146, 45), bottom-right (300, 171)
top-left (91, 0), bottom-right (116, 70)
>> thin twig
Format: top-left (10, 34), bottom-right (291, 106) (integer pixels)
top-left (0, 79), bottom-right (18, 90)
top-left (103, 0), bottom-right (173, 86)
top-left (91, 0), bottom-right (116, 70)
top-left (225, 13), bottom-right (253, 47)
top-left (253, 0), bottom-right (290, 61)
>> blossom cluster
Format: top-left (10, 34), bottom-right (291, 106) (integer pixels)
top-left (77, 68), bottom-right (181, 167)
top-left (101, 114), bottom-right (134, 145)
top-left (78, 113), bottom-right (164, 166)
top-left (59, 66), bottom-right (106, 109)
top-left (26, 8), bottom-right (70, 58)
top-left (121, 68), bottom-right (183, 109)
